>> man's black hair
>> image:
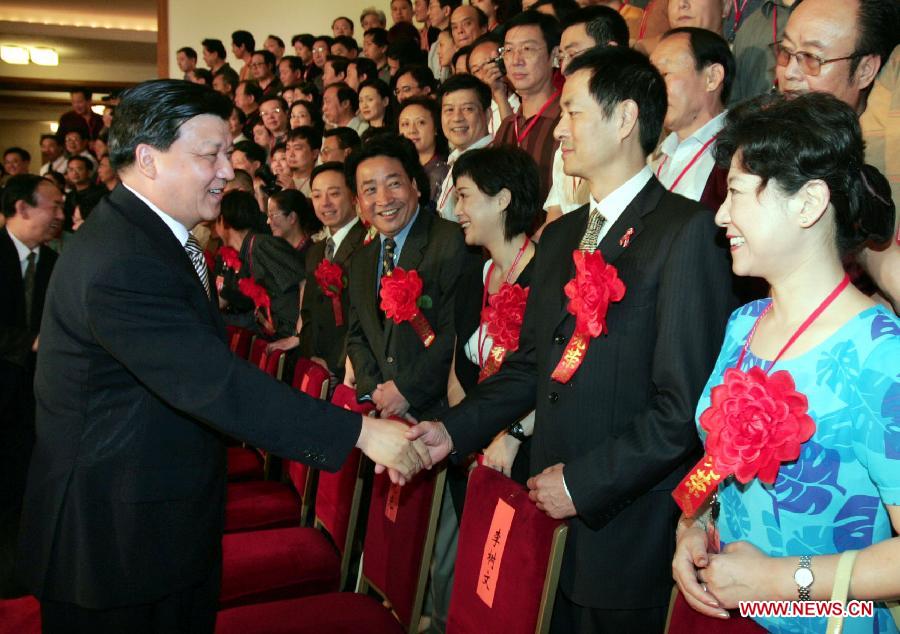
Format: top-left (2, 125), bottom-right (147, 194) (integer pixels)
top-left (438, 71), bottom-right (492, 110)
top-left (323, 127), bottom-right (362, 151)
top-left (345, 133), bottom-right (430, 206)
top-left (201, 38), bottom-right (227, 60)
top-left (502, 9), bottom-right (562, 51)
top-left (2, 174), bottom-right (49, 218)
top-left (232, 30), bottom-right (256, 53)
top-left (561, 5), bottom-right (629, 48)
top-left (177, 46), bottom-right (198, 61)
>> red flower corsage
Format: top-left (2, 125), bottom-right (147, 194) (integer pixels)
top-left (314, 259), bottom-right (346, 326)
top-left (379, 267), bottom-right (435, 347)
top-left (479, 283), bottom-right (529, 381)
top-left (237, 277), bottom-right (274, 336)
top-left (550, 250), bottom-right (626, 383)
top-left (219, 246), bottom-right (242, 272)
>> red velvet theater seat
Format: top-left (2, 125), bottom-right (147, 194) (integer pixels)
top-left (0, 595), bottom-right (40, 634)
top-left (225, 325), bottom-right (253, 359)
top-left (446, 466), bottom-right (568, 634)
top-left (219, 385), bottom-right (373, 609)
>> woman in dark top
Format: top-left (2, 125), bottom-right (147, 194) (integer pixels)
top-left (397, 96), bottom-right (449, 211)
top-left (448, 145), bottom-right (540, 484)
top-left (214, 190), bottom-right (305, 340)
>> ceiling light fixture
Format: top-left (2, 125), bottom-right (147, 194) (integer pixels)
top-left (1, 45), bottom-right (29, 64)
top-left (29, 47), bottom-right (58, 66)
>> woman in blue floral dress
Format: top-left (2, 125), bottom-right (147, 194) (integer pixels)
top-left (672, 92), bottom-right (900, 633)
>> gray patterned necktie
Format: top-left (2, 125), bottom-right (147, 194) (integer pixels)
top-left (579, 207), bottom-right (607, 252)
top-left (184, 235), bottom-right (210, 297)
top-left (325, 237), bottom-right (336, 262)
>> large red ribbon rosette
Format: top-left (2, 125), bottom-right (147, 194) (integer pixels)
top-left (314, 259), bottom-right (346, 326)
top-left (379, 267), bottom-right (435, 347)
top-left (237, 277), bottom-right (275, 336)
top-left (479, 283), bottom-right (529, 381)
top-left (550, 249), bottom-right (626, 383)
top-left (219, 246), bottom-right (242, 272)
top-left (673, 366), bottom-right (816, 517)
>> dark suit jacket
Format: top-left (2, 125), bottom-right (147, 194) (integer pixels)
top-left (443, 177), bottom-right (737, 609)
top-left (299, 221), bottom-right (368, 379)
top-left (17, 185), bottom-right (362, 608)
top-left (346, 210), bottom-right (470, 419)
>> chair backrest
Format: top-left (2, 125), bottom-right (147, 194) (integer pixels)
top-left (248, 337), bottom-right (267, 368)
top-left (313, 384), bottom-right (377, 587)
top-left (284, 358), bottom-right (332, 524)
top-left (248, 338), bottom-right (286, 380)
top-left (446, 466), bottom-right (568, 634)
top-left (226, 326), bottom-right (253, 359)
top-left (360, 421), bottom-right (446, 633)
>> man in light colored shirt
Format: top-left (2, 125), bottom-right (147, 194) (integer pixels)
top-left (427, 0), bottom-right (458, 78)
top-left (322, 83), bottom-right (370, 136)
top-left (436, 74), bottom-right (493, 221)
top-left (651, 27), bottom-right (734, 209)
top-left (467, 33), bottom-right (520, 137)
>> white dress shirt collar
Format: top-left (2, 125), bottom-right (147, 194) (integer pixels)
top-left (123, 183), bottom-right (190, 247)
top-left (7, 228), bottom-right (39, 276)
top-left (326, 216), bottom-right (359, 253)
top-left (587, 166), bottom-right (653, 244)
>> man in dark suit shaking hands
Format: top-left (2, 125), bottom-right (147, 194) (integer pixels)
top-left (409, 48), bottom-right (737, 632)
top-left (17, 79), bottom-right (430, 634)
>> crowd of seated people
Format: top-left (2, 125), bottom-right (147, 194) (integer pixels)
top-left (1, 0), bottom-right (899, 632)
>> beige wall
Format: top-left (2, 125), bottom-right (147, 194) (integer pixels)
top-left (167, 0), bottom-right (396, 78)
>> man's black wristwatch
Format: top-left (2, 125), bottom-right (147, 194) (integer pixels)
top-left (507, 421), bottom-right (527, 442)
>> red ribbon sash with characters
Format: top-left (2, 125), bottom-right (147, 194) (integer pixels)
top-left (479, 283), bottom-right (529, 381)
top-left (550, 250), bottom-right (625, 383)
top-left (314, 259), bottom-right (346, 327)
top-left (672, 276), bottom-right (850, 517)
top-left (379, 267), bottom-right (435, 347)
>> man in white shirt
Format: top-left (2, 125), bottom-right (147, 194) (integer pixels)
top-left (39, 135), bottom-right (67, 177)
top-left (435, 74), bottom-right (493, 221)
top-left (322, 83), bottom-right (370, 136)
top-left (650, 27), bottom-right (734, 210)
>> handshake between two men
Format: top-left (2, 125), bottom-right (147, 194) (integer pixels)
top-left (355, 418), bottom-right (455, 486)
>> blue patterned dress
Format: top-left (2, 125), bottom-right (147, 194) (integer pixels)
top-left (696, 299), bottom-right (900, 634)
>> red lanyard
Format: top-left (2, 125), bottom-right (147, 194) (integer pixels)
top-left (514, 89), bottom-right (560, 146)
top-left (732, 0), bottom-right (750, 32)
top-left (477, 236), bottom-right (529, 367)
top-left (656, 133), bottom-right (719, 192)
top-left (736, 275), bottom-right (851, 370)
top-left (638, 0), bottom-right (654, 40)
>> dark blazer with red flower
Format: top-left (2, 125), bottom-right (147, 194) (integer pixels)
top-left (442, 176), bottom-right (738, 610)
top-left (346, 209), bottom-right (471, 419)
top-left (299, 220), bottom-right (368, 379)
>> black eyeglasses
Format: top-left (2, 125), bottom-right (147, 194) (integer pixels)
top-left (773, 42), bottom-right (866, 77)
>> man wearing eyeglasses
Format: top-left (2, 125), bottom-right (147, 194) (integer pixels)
top-left (249, 50), bottom-right (282, 99)
top-left (492, 10), bottom-right (563, 231)
top-left (775, 0), bottom-right (894, 114)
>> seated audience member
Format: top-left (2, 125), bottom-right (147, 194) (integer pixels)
top-left (64, 156), bottom-right (94, 195)
top-left (415, 0), bottom-right (439, 49)
top-left (267, 189), bottom-right (323, 255)
top-left (278, 56), bottom-right (305, 89)
top-left (91, 128), bottom-right (110, 161)
top-left (332, 35), bottom-right (360, 59)
top-left (252, 121), bottom-right (275, 152)
top-left (471, 0), bottom-right (503, 30)
top-left (212, 72), bottom-right (235, 99)
top-left (323, 55), bottom-right (351, 86)
top-left (358, 79), bottom-right (394, 131)
top-left (190, 68), bottom-right (213, 86)
top-left (333, 16), bottom-right (355, 38)
top-left (436, 73), bottom-right (493, 220)
top-left (3, 148), bottom-right (31, 181)
top-left (231, 29), bottom-right (255, 81)
top-left (202, 38), bottom-right (240, 88)
top-left (321, 127), bottom-right (361, 164)
top-left (452, 44), bottom-right (473, 74)
top-left (447, 146), bottom-right (540, 483)
top-left (235, 80), bottom-right (263, 138)
top-left (39, 135), bottom-right (66, 177)
top-left (427, 0), bottom-right (457, 78)
top-left (668, 0), bottom-right (726, 34)
top-left (289, 162), bottom-right (369, 378)
top-left (63, 129), bottom-right (96, 171)
top-left (0, 175), bottom-right (63, 594)
top-left (729, 0), bottom-right (794, 105)
top-left (215, 190), bottom-right (305, 339)
top-left (285, 126), bottom-right (322, 196)
top-left (493, 10), bottom-right (563, 222)
top-left (363, 27), bottom-right (392, 82)
top-left (543, 5), bottom-right (628, 227)
top-left (361, 6), bottom-right (389, 31)
top-left (289, 100), bottom-right (323, 131)
top-left (398, 97), bottom-right (450, 207)
top-left (435, 29), bottom-right (456, 81)
top-left (292, 34), bottom-right (320, 82)
top-left (260, 96), bottom-right (290, 145)
top-left (250, 49), bottom-right (283, 98)
top-left (57, 89), bottom-right (103, 142)
top-left (71, 186), bottom-right (106, 232)
top-left (451, 4), bottom-right (489, 47)
top-left (294, 81), bottom-right (322, 109)
top-left (264, 34), bottom-right (286, 64)
top-left (312, 36), bottom-right (333, 75)
top-left (468, 32), bottom-right (520, 136)
top-left (347, 57), bottom-right (379, 90)
top-left (270, 143), bottom-right (292, 190)
top-left (393, 65), bottom-right (438, 101)
top-left (651, 27), bottom-right (734, 210)
top-left (587, 0), bottom-right (644, 38)
top-left (392, 0), bottom-right (415, 24)
top-left (229, 106), bottom-right (248, 143)
top-left (231, 140), bottom-right (267, 179)
top-left (345, 134), bottom-right (470, 419)
top-left (673, 91), bottom-right (899, 634)
top-left (323, 82), bottom-right (369, 135)
top-left (96, 155), bottom-right (119, 192)
top-left (176, 46), bottom-right (198, 80)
